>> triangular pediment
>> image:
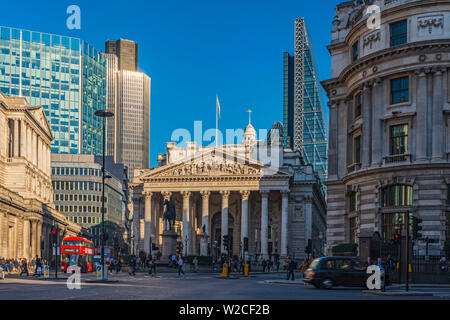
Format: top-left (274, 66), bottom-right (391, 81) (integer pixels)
top-left (27, 106), bottom-right (53, 139)
top-left (137, 147), bottom-right (291, 181)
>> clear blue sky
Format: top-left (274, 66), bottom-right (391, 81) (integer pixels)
top-left (3, 0), bottom-right (341, 167)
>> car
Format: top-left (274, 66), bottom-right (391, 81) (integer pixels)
top-left (303, 257), bottom-right (369, 289)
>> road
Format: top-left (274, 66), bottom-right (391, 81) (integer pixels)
top-left (0, 272), bottom-right (449, 300)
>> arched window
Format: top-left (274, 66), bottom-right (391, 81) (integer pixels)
top-left (382, 184), bottom-right (413, 207)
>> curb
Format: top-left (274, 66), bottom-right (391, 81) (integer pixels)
top-left (362, 290), bottom-right (433, 297)
top-left (264, 280), bottom-right (305, 286)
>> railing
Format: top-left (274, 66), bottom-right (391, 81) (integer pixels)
top-left (383, 154), bottom-right (411, 165)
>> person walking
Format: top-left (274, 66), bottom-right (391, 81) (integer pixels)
top-left (262, 259), bottom-right (267, 273)
top-left (193, 257), bottom-right (199, 273)
top-left (20, 259), bottom-right (29, 277)
top-left (129, 256), bottom-right (137, 276)
top-left (377, 257), bottom-right (386, 292)
top-left (286, 257), bottom-right (297, 281)
top-left (178, 255), bottom-right (185, 277)
top-left (33, 256), bottom-right (41, 277)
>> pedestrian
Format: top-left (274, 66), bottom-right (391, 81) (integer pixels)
top-left (276, 257), bottom-right (280, 272)
top-left (150, 258), bottom-right (157, 275)
top-left (20, 259), bottom-right (29, 276)
top-left (129, 256), bottom-right (137, 276)
top-left (268, 258), bottom-right (273, 273)
top-left (33, 256), bottom-right (41, 277)
top-left (262, 259), bottom-right (267, 273)
top-left (385, 255), bottom-right (395, 286)
top-left (286, 257), bottom-right (296, 281)
top-left (300, 257), bottom-right (310, 278)
top-left (171, 254), bottom-right (177, 268)
top-left (377, 257), bottom-right (386, 292)
top-left (178, 255), bottom-right (185, 277)
top-left (364, 257), bottom-right (373, 268)
top-left (116, 259), bottom-right (121, 273)
top-left (193, 257), bottom-right (199, 273)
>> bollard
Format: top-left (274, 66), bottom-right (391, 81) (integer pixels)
top-left (244, 264), bottom-right (249, 277)
top-left (220, 263), bottom-right (229, 278)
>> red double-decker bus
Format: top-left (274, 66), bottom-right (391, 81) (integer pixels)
top-left (60, 237), bottom-right (94, 273)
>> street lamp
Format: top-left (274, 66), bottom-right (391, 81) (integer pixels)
top-left (95, 109), bottom-right (114, 281)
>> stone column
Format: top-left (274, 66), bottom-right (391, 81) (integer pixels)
top-left (432, 68), bottom-right (444, 161)
top-left (416, 69), bottom-right (428, 162)
top-left (362, 81), bottom-right (373, 169)
top-left (31, 220), bottom-right (37, 258)
top-left (305, 196), bottom-right (313, 245)
top-left (144, 192), bottom-right (153, 255)
top-left (182, 191), bottom-right (192, 255)
top-left (37, 221), bottom-right (42, 257)
top-left (371, 77), bottom-right (384, 167)
top-left (13, 119), bottom-right (19, 157)
top-left (220, 191), bottom-right (230, 254)
top-left (200, 191), bottom-right (210, 256)
top-left (281, 191), bottom-right (289, 257)
top-left (240, 191), bottom-right (250, 248)
top-left (328, 101), bottom-right (338, 180)
top-left (20, 120), bottom-right (26, 158)
top-left (26, 126), bottom-right (31, 161)
top-left (260, 191), bottom-right (270, 259)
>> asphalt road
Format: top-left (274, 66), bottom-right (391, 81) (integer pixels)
top-left (0, 272), bottom-right (449, 300)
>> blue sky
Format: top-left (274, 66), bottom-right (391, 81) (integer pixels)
top-left (2, 0), bottom-right (341, 167)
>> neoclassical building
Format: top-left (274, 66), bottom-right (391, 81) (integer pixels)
top-left (0, 92), bottom-right (83, 261)
top-left (322, 0), bottom-right (450, 256)
top-left (130, 123), bottom-right (326, 260)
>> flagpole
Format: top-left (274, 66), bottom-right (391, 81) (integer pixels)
top-left (216, 94), bottom-right (219, 147)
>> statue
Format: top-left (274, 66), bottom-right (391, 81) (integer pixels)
top-left (163, 198), bottom-right (177, 231)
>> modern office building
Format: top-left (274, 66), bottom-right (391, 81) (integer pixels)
top-left (51, 154), bottom-right (128, 248)
top-left (0, 26), bottom-right (107, 155)
top-left (322, 0), bottom-right (450, 257)
top-left (283, 18), bottom-right (328, 183)
top-left (105, 39), bottom-right (150, 179)
top-left (105, 39), bottom-right (138, 72)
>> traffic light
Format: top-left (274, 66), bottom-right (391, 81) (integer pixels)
top-left (393, 233), bottom-right (401, 245)
top-left (412, 216), bottom-right (423, 240)
top-left (243, 237), bottom-right (249, 252)
top-left (223, 235), bottom-right (229, 251)
top-left (305, 239), bottom-right (312, 254)
top-left (50, 227), bottom-right (57, 244)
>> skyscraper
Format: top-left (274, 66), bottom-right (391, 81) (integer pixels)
top-left (105, 39), bottom-right (138, 72)
top-left (105, 39), bottom-right (150, 178)
top-left (283, 18), bottom-right (328, 183)
top-left (0, 26), bottom-right (107, 155)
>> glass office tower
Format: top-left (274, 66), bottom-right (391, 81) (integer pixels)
top-left (0, 26), bottom-right (107, 155)
top-left (283, 18), bottom-right (328, 183)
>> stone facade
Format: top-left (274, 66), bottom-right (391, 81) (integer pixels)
top-left (130, 124), bottom-right (326, 260)
top-left (0, 92), bottom-right (84, 261)
top-left (322, 0), bottom-right (450, 256)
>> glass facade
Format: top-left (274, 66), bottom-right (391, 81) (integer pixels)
top-left (0, 26), bottom-right (106, 155)
top-left (283, 19), bottom-right (328, 184)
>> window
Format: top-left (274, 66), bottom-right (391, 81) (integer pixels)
top-left (350, 192), bottom-right (359, 212)
top-left (382, 185), bottom-right (413, 207)
top-left (349, 217), bottom-right (358, 244)
top-left (352, 41), bottom-right (359, 62)
top-left (391, 77), bottom-right (409, 104)
top-left (354, 136), bottom-right (361, 164)
top-left (382, 212), bottom-right (412, 241)
top-left (354, 93), bottom-right (362, 118)
top-left (390, 124), bottom-right (408, 155)
top-left (390, 20), bottom-right (407, 47)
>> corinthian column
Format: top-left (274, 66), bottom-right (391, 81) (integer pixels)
top-left (220, 191), bottom-right (230, 254)
top-left (281, 191), bottom-right (289, 257)
top-left (143, 191), bottom-right (153, 255)
top-left (362, 81), bottom-right (373, 169)
top-left (31, 220), bottom-right (37, 257)
top-left (416, 69), bottom-right (428, 162)
top-left (260, 191), bottom-right (270, 259)
top-left (182, 191), bottom-right (192, 255)
top-left (240, 191), bottom-right (250, 248)
top-left (200, 190), bottom-right (211, 256)
top-left (14, 119), bottom-right (19, 157)
top-left (432, 68), bottom-right (444, 161)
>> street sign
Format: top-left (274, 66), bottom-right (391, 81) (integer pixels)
top-left (96, 265), bottom-right (102, 280)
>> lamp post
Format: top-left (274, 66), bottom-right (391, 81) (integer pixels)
top-left (95, 109), bottom-right (114, 281)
